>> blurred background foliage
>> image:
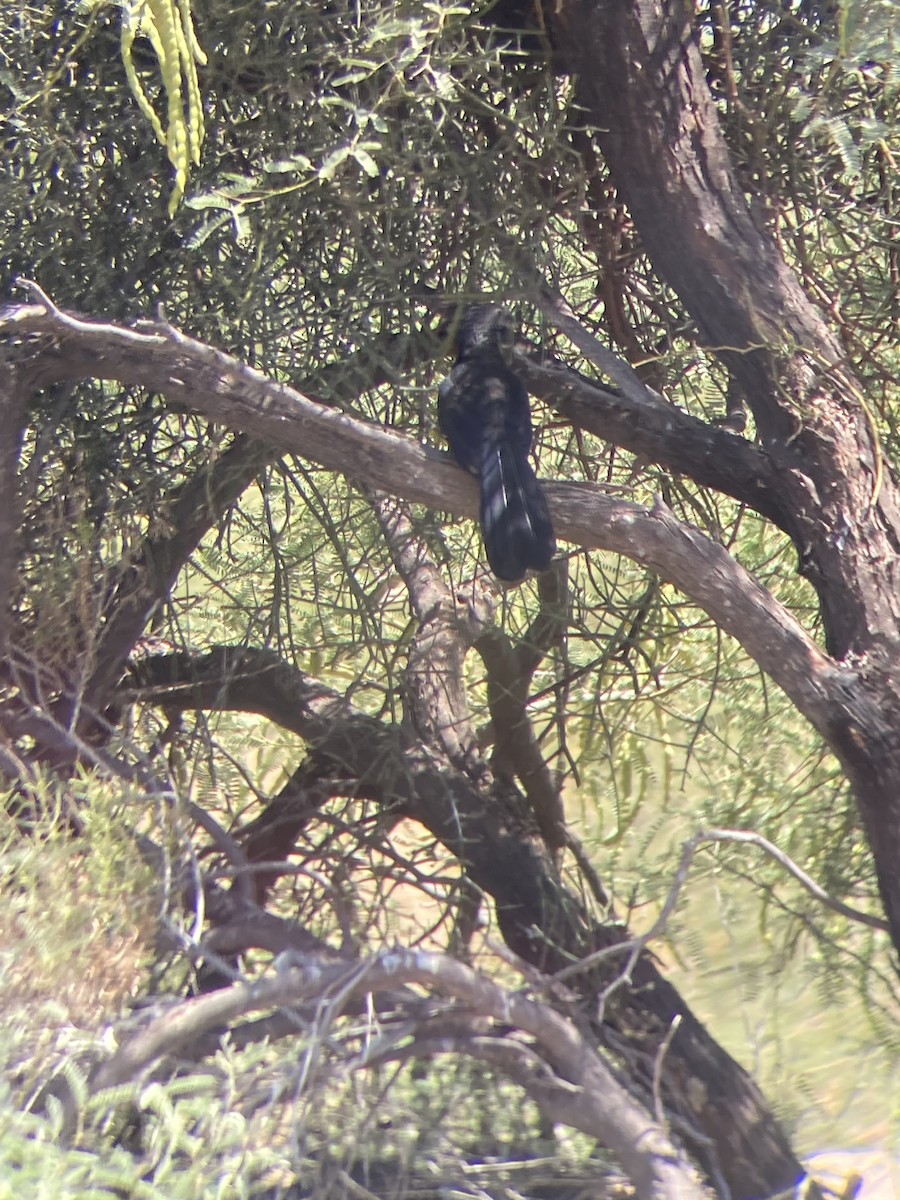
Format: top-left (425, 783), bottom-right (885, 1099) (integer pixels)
top-left (1, 0), bottom-right (898, 1192)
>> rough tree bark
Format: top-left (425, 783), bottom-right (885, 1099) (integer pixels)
top-left (542, 0), bottom-right (900, 949)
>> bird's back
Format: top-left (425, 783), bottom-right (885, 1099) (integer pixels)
top-left (438, 356), bottom-right (532, 471)
top-left (438, 305), bottom-right (555, 582)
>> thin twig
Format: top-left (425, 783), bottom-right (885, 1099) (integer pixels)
top-left (652, 1014), bottom-right (682, 1130)
top-left (553, 824), bottom-right (888, 990)
top-left (14, 278), bottom-right (166, 344)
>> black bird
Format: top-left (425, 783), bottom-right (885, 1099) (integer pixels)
top-left (438, 305), bottom-right (555, 582)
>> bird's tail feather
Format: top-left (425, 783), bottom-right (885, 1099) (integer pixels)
top-left (480, 440), bottom-right (555, 582)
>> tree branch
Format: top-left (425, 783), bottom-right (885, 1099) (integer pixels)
top-left (543, 0), bottom-right (900, 668)
top-left (516, 347), bottom-right (790, 534)
top-left (123, 642), bottom-right (813, 1195)
top-left (92, 944), bottom-right (706, 1200)
top-left (79, 319), bottom-right (448, 707)
top-left (474, 564), bottom-right (569, 854)
top-left (369, 492), bottom-right (482, 773)
top-left (3, 298), bottom-right (849, 745)
top-left (680, 829), bottom-right (888, 933)
top-left (545, 3), bottom-right (844, 438)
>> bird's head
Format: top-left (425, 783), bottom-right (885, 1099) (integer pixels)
top-left (454, 304), bottom-right (517, 364)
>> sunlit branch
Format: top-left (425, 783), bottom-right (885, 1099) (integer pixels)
top-left (3, 295), bottom-right (856, 754)
top-left (91, 943), bottom-right (705, 1200)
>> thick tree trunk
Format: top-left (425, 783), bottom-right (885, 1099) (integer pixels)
top-left (546, 0), bottom-right (900, 953)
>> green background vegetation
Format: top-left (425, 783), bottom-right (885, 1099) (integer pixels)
top-left (1, 0), bottom-right (898, 1194)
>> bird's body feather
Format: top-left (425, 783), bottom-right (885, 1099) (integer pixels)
top-left (438, 305), bottom-right (555, 582)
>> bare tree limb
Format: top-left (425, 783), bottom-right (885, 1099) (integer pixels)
top-left (533, 283), bottom-right (671, 409)
top-left (92, 944), bottom-right (707, 1200)
top-left (79, 320), bottom-right (447, 709)
top-left (369, 492), bottom-right (483, 774)
top-left (2, 299), bottom-right (850, 742)
top-left (550, 822), bottom-right (889, 1017)
top-left (123, 642), bottom-right (814, 1195)
top-left (543, 0), bottom-right (900, 669)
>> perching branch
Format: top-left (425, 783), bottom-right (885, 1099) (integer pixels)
top-left (1, 294), bottom-right (853, 753)
top-left (516, 349), bottom-right (789, 533)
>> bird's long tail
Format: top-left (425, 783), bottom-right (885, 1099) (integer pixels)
top-left (480, 439), bottom-right (555, 582)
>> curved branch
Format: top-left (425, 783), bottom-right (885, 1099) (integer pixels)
top-left (5, 298), bottom-right (457, 511)
top-left (92, 944), bottom-right (705, 1200)
top-left (4, 297), bottom-right (860, 755)
top-left (682, 829), bottom-right (888, 933)
top-left (0, 293), bottom-right (450, 766)
top-left (543, 0), bottom-right (900, 671)
top-left (555, 489), bottom-right (844, 728)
